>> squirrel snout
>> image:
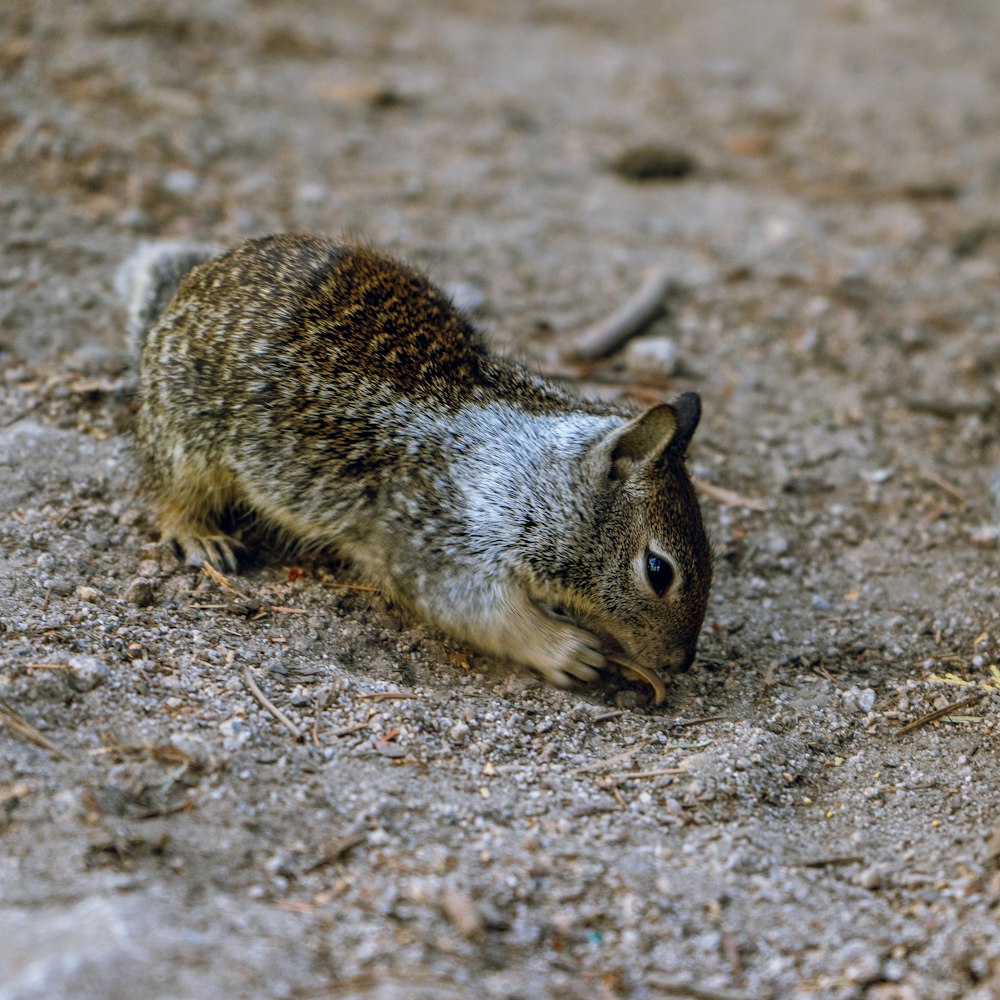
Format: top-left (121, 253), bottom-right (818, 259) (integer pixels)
top-left (669, 646), bottom-right (697, 674)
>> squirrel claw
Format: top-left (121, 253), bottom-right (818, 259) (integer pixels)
top-left (531, 626), bottom-right (606, 688)
top-left (173, 533), bottom-right (244, 572)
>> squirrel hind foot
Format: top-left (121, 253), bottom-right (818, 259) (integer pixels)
top-left (171, 531), bottom-right (244, 572)
top-left (158, 513), bottom-right (245, 571)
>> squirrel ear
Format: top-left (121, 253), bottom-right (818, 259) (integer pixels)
top-left (606, 393), bottom-right (701, 479)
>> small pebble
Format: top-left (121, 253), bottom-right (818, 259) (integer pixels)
top-left (441, 887), bottom-right (485, 939)
top-left (610, 144), bottom-right (697, 182)
top-left (161, 169), bottom-right (199, 195)
top-left (77, 586), bottom-right (103, 603)
top-left (124, 577), bottom-right (157, 607)
top-left (66, 654), bottom-right (109, 692)
top-left (622, 335), bottom-right (679, 376)
top-left (856, 866), bottom-right (883, 890)
top-left (837, 940), bottom-right (883, 983)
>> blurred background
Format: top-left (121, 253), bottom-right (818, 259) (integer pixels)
top-left (2, 0), bottom-right (998, 363)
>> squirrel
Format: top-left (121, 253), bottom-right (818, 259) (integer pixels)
top-left (120, 234), bottom-right (713, 694)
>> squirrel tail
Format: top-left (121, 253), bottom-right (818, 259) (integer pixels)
top-left (116, 241), bottom-right (220, 358)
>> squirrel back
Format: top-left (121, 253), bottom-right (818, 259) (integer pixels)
top-left (126, 235), bottom-right (713, 697)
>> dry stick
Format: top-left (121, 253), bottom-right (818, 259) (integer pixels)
top-left (565, 264), bottom-right (675, 362)
top-left (693, 477), bottom-right (770, 513)
top-left (202, 561), bottom-right (248, 597)
top-left (303, 832), bottom-right (366, 873)
top-left (676, 714), bottom-right (730, 728)
top-left (612, 766), bottom-right (687, 780)
top-left (795, 855), bottom-right (865, 869)
top-left (918, 468), bottom-right (966, 505)
top-left (357, 691), bottom-right (419, 702)
top-left (243, 667), bottom-right (304, 742)
top-left (0, 697), bottom-right (70, 760)
top-left (903, 393), bottom-right (994, 418)
top-left (895, 692), bottom-right (986, 736)
top-left (333, 719), bottom-right (373, 737)
top-left (593, 709), bottom-right (625, 723)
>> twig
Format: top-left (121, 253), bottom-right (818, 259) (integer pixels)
top-left (333, 719), bottom-right (372, 737)
top-left (693, 477), bottom-right (770, 512)
top-left (243, 667), bottom-right (304, 741)
top-left (676, 715), bottom-right (730, 728)
top-left (303, 832), bottom-right (366, 873)
top-left (918, 468), bottom-right (966, 505)
top-left (593, 709), bottom-right (625, 723)
top-left (202, 562), bottom-right (249, 598)
top-left (565, 264), bottom-right (675, 361)
top-left (357, 691), bottom-right (419, 702)
top-left (903, 393), bottom-right (994, 418)
top-left (793, 855), bottom-right (864, 869)
top-left (895, 692), bottom-right (986, 736)
top-left (612, 766), bottom-right (687, 780)
top-left (0, 697), bottom-right (70, 760)
top-left (0, 399), bottom-right (44, 429)
top-left (312, 689), bottom-right (330, 747)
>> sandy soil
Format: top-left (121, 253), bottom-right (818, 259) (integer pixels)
top-left (2, 1), bottom-right (999, 998)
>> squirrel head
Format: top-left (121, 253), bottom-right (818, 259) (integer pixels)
top-left (551, 392), bottom-right (713, 680)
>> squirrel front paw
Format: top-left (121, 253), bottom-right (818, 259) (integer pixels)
top-left (518, 608), bottom-right (607, 688)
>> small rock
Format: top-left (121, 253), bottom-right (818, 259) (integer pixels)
top-left (161, 169), bottom-right (198, 195)
top-left (448, 721), bottom-right (471, 745)
top-left (610, 144), bottom-right (697, 182)
top-left (441, 887), bottom-right (485, 939)
top-left (84, 527), bottom-right (109, 550)
top-left (623, 335), bottom-right (679, 376)
top-left (837, 939), bottom-right (883, 983)
top-left (124, 577), bottom-right (157, 607)
top-left (857, 865), bottom-right (883, 890)
top-left (845, 687), bottom-right (877, 713)
top-left (219, 717), bottom-right (250, 749)
top-left (66, 654), bottom-right (109, 692)
top-left (77, 586), bottom-right (103, 603)
top-left (970, 525), bottom-right (999, 549)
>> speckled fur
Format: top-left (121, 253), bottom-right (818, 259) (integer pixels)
top-left (127, 234), bottom-right (712, 688)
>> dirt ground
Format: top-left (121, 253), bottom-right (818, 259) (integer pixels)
top-left (2, 1), bottom-right (1000, 998)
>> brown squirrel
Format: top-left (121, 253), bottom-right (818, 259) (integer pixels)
top-left (121, 235), bottom-right (712, 694)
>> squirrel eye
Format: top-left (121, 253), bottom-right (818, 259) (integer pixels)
top-left (645, 551), bottom-right (674, 597)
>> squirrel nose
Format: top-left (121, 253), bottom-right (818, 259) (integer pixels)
top-left (666, 647), bottom-right (697, 674)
